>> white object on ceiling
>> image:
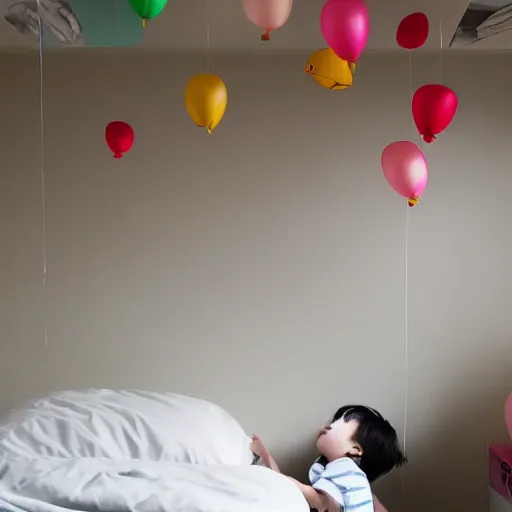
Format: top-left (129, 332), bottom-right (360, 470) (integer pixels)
top-left (0, 0), bottom-right (471, 51)
top-left (451, 0), bottom-right (512, 49)
top-left (5, 0), bottom-right (83, 44)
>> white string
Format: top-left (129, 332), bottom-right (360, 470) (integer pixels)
top-left (408, 51), bottom-right (412, 102)
top-left (408, 50), bottom-right (414, 136)
top-left (206, 22), bottom-right (210, 72)
top-left (399, 204), bottom-right (410, 512)
top-left (110, 0), bottom-right (115, 47)
top-left (405, 51), bottom-right (412, 456)
top-left (37, 0), bottom-right (48, 348)
top-left (439, 21), bottom-right (444, 84)
top-left (403, 205), bottom-right (410, 455)
top-left (399, 47), bottom-right (414, 512)
top-left (205, 0), bottom-right (210, 72)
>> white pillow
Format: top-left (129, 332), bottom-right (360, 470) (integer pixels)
top-left (0, 389), bottom-right (253, 466)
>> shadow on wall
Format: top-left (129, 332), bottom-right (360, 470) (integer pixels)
top-left (282, 343), bottom-right (511, 512)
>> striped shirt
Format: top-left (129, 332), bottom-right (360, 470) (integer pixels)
top-left (308, 457), bottom-right (373, 511)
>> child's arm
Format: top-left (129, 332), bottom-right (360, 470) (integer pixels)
top-left (265, 452), bottom-right (281, 472)
top-left (251, 436), bottom-right (338, 512)
top-left (251, 435), bottom-right (281, 472)
top-left (288, 478), bottom-right (340, 512)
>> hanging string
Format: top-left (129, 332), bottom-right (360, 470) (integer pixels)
top-left (409, 50), bottom-right (423, 151)
top-left (408, 51), bottom-right (412, 103)
top-left (408, 50), bottom-right (415, 138)
top-left (205, 0), bottom-right (211, 73)
top-left (403, 204), bottom-right (410, 454)
top-left (405, 53), bottom-right (412, 456)
top-left (399, 48), bottom-right (414, 512)
top-left (404, 51), bottom-right (413, 455)
top-left (400, 202), bottom-right (410, 512)
top-left (37, 0), bottom-right (48, 348)
top-left (439, 21), bottom-right (444, 84)
top-left (110, 0), bottom-right (115, 47)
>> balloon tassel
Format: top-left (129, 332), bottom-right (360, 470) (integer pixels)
top-left (261, 29), bottom-right (271, 41)
top-left (423, 132), bottom-right (436, 143)
top-left (142, 18), bottom-right (146, 29)
top-left (408, 197), bottom-right (419, 207)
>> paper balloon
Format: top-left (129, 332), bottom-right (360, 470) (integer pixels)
top-left (242, 0), bottom-right (293, 40)
top-left (506, 392), bottom-right (512, 441)
top-left (129, 0), bottom-right (168, 27)
top-left (321, 0), bottom-right (369, 65)
top-left (105, 121), bottom-right (134, 158)
top-left (381, 141), bottom-right (428, 207)
top-left (412, 84), bottom-right (458, 143)
top-left (304, 48), bottom-right (355, 90)
top-left (185, 74), bottom-right (228, 134)
top-left (396, 13), bottom-right (429, 49)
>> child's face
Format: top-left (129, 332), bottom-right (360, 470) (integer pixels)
top-left (316, 418), bottom-right (363, 462)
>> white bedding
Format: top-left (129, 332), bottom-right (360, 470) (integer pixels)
top-left (0, 389), bottom-right (253, 465)
top-left (0, 390), bottom-right (307, 512)
top-left (0, 457), bottom-right (309, 512)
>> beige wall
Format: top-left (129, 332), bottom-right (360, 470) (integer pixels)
top-left (0, 51), bottom-right (511, 511)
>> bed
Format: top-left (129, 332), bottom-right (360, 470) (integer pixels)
top-left (0, 389), bottom-right (386, 512)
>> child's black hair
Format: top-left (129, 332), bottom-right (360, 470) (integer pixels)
top-left (319, 405), bottom-right (407, 482)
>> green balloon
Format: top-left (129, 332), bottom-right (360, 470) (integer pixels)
top-left (128, 0), bottom-right (168, 20)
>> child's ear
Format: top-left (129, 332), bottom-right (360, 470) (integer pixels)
top-left (349, 444), bottom-right (363, 457)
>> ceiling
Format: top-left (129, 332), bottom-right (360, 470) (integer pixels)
top-left (0, 0), bottom-right (474, 51)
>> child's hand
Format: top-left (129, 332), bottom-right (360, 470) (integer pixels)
top-left (250, 434), bottom-right (265, 456)
top-left (251, 434), bottom-right (271, 467)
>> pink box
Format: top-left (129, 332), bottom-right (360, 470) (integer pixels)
top-left (489, 445), bottom-right (512, 505)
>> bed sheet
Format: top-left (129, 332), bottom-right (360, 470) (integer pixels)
top-left (0, 456), bottom-right (309, 512)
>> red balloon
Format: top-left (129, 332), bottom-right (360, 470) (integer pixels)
top-left (105, 121), bottom-right (134, 158)
top-left (396, 12), bottom-right (429, 50)
top-left (412, 84), bottom-right (458, 143)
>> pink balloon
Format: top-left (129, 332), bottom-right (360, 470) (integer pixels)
top-left (321, 0), bottom-right (370, 63)
top-left (381, 141), bottom-right (428, 206)
top-left (242, 0), bottom-right (293, 39)
top-left (506, 392), bottom-right (512, 441)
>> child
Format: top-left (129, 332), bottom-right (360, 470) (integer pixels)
top-left (251, 405), bottom-right (406, 512)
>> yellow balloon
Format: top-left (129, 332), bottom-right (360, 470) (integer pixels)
top-left (304, 48), bottom-right (356, 90)
top-left (184, 74), bottom-right (228, 134)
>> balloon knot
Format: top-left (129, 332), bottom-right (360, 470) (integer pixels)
top-left (423, 133), bottom-right (436, 143)
top-left (261, 30), bottom-right (271, 41)
top-left (142, 18), bottom-right (146, 29)
top-left (408, 197), bottom-right (419, 207)
top-left (114, 152), bottom-right (123, 159)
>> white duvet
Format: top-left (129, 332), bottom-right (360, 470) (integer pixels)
top-left (0, 457), bottom-right (309, 512)
top-left (0, 390), bottom-right (309, 512)
top-left (0, 390), bottom-right (254, 465)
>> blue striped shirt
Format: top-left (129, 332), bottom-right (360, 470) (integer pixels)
top-left (308, 457), bottom-right (373, 511)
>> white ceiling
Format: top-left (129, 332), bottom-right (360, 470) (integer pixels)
top-left (0, 0), bottom-right (472, 51)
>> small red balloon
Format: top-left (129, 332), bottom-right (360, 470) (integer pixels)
top-left (105, 121), bottom-right (134, 158)
top-left (396, 12), bottom-right (429, 50)
top-left (412, 84), bottom-right (458, 143)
